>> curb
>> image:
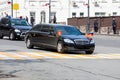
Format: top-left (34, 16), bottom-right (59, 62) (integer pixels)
top-left (94, 33), bottom-right (120, 37)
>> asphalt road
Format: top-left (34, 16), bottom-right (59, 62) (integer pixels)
top-left (0, 35), bottom-right (120, 80)
top-left (94, 35), bottom-right (120, 54)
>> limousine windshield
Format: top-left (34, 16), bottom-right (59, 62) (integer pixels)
top-left (56, 26), bottom-right (82, 35)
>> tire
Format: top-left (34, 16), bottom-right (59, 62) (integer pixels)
top-left (9, 32), bottom-right (15, 40)
top-left (26, 38), bottom-right (33, 49)
top-left (0, 34), bottom-right (3, 39)
top-left (85, 51), bottom-right (94, 54)
top-left (57, 41), bottom-right (65, 53)
top-left (17, 37), bottom-right (22, 40)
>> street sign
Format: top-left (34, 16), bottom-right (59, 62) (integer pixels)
top-left (13, 3), bottom-right (19, 10)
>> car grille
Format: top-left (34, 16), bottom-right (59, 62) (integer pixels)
top-left (21, 29), bottom-right (28, 32)
top-left (21, 32), bottom-right (26, 35)
top-left (20, 29), bottom-right (29, 36)
top-left (74, 39), bottom-right (89, 45)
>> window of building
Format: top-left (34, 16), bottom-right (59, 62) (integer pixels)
top-left (94, 2), bottom-right (99, 7)
top-left (72, 2), bottom-right (78, 8)
top-left (51, 12), bottom-right (56, 19)
top-left (72, 12), bottom-right (76, 17)
top-left (95, 12), bottom-right (105, 17)
top-left (40, 11), bottom-right (46, 23)
top-left (113, 12), bottom-right (117, 16)
top-left (30, 12), bottom-right (35, 24)
top-left (101, 12), bottom-right (105, 16)
top-left (95, 12), bottom-right (100, 17)
top-left (51, 12), bottom-right (56, 22)
top-left (80, 12), bottom-right (84, 17)
top-left (112, 0), bottom-right (120, 3)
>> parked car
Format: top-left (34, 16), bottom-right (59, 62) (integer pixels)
top-left (0, 17), bottom-right (32, 40)
top-left (25, 24), bottom-right (95, 54)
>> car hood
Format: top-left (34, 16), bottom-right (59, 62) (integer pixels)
top-left (62, 35), bottom-right (88, 40)
top-left (13, 25), bottom-right (32, 30)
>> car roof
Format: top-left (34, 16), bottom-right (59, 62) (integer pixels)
top-left (11, 18), bottom-right (26, 20)
top-left (38, 23), bottom-right (74, 28)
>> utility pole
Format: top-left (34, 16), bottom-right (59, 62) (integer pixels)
top-left (87, 0), bottom-right (90, 33)
top-left (49, 0), bottom-right (51, 23)
top-left (11, 0), bottom-right (13, 17)
top-left (68, 0), bottom-right (70, 18)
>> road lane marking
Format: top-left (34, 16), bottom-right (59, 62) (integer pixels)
top-left (36, 52), bottom-right (71, 58)
top-left (0, 52), bottom-right (25, 60)
top-left (36, 51), bottom-right (104, 59)
top-left (0, 57), bottom-right (4, 60)
top-left (36, 52), bottom-right (79, 59)
top-left (26, 52), bottom-right (55, 58)
top-left (17, 52), bottom-right (44, 59)
top-left (96, 54), bottom-right (120, 59)
top-left (0, 54), bottom-right (13, 59)
top-left (67, 54), bottom-right (102, 59)
top-left (8, 52), bottom-right (33, 59)
top-left (0, 52), bottom-right (120, 60)
top-left (36, 52), bottom-right (120, 59)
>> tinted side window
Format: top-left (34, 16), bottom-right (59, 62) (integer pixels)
top-left (41, 25), bottom-right (49, 32)
top-left (49, 26), bottom-right (55, 33)
top-left (31, 25), bottom-right (41, 31)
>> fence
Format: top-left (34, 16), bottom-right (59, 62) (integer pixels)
top-left (68, 16), bottom-right (120, 35)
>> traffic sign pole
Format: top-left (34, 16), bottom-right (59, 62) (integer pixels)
top-left (87, 0), bottom-right (90, 33)
top-left (11, 0), bottom-right (13, 17)
top-left (13, 3), bottom-right (19, 18)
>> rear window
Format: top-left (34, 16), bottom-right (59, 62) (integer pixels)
top-left (11, 19), bottom-right (30, 26)
top-left (55, 26), bottom-right (82, 35)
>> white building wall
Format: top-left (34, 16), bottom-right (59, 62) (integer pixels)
top-left (1, 0), bottom-right (120, 24)
top-left (0, 0), bottom-right (11, 17)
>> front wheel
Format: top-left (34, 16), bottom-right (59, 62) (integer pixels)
top-left (0, 34), bottom-right (3, 39)
top-left (26, 38), bottom-right (33, 49)
top-left (9, 32), bottom-right (15, 40)
top-left (57, 41), bottom-right (65, 53)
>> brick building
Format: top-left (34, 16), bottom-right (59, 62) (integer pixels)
top-left (68, 16), bottom-right (120, 34)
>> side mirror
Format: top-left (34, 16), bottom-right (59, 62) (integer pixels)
top-left (85, 32), bottom-right (94, 37)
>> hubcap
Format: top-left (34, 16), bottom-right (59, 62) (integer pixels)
top-left (26, 39), bottom-right (30, 47)
top-left (10, 33), bottom-right (13, 39)
top-left (57, 43), bottom-right (62, 52)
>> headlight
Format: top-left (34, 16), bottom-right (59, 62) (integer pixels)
top-left (90, 39), bottom-right (95, 44)
top-left (64, 39), bottom-right (74, 43)
top-left (14, 29), bottom-right (21, 32)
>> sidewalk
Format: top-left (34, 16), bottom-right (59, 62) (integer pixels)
top-left (94, 29), bottom-right (120, 36)
top-left (93, 26), bottom-right (120, 36)
top-left (94, 32), bottom-right (120, 37)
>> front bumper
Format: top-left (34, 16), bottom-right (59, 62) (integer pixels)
top-left (14, 32), bottom-right (26, 39)
top-left (63, 43), bottom-right (95, 51)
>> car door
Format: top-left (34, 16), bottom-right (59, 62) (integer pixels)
top-left (47, 26), bottom-right (58, 48)
top-left (38, 25), bottom-right (50, 46)
top-left (29, 25), bottom-right (42, 45)
top-left (0, 19), bottom-right (3, 36)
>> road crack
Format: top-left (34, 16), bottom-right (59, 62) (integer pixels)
top-left (48, 61), bottom-right (120, 80)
